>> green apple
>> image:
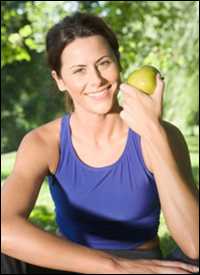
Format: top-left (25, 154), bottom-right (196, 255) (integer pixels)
top-left (127, 65), bottom-right (159, 95)
top-left (117, 65), bottom-right (159, 106)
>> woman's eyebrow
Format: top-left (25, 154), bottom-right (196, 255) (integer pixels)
top-left (69, 55), bottom-right (111, 69)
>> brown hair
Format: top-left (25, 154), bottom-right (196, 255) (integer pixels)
top-left (46, 12), bottom-right (120, 112)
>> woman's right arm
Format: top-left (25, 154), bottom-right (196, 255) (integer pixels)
top-left (1, 130), bottom-right (198, 274)
top-left (1, 130), bottom-right (117, 274)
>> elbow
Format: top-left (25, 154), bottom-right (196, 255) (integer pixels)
top-left (182, 238), bottom-right (199, 260)
top-left (185, 244), bottom-right (199, 260)
top-left (180, 223), bottom-right (199, 260)
top-left (1, 221), bottom-right (12, 254)
top-left (2, 216), bottom-right (28, 256)
top-left (1, 219), bottom-right (18, 255)
top-left (1, 222), bottom-right (9, 254)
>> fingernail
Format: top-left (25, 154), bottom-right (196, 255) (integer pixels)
top-left (157, 73), bottom-right (164, 80)
top-left (159, 73), bottom-right (164, 80)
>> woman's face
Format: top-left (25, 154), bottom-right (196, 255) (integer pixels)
top-left (52, 35), bottom-right (121, 115)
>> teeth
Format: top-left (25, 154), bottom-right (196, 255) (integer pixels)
top-left (89, 90), bottom-right (106, 97)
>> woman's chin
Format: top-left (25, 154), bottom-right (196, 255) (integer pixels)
top-left (89, 101), bottom-right (122, 116)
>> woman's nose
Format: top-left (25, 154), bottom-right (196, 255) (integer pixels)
top-left (90, 67), bottom-right (105, 87)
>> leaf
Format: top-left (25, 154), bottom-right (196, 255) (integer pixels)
top-left (15, 48), bottom-right (31, 62)
top-left (25, 38), bottom-right (37, 50)
top-left (19, 25), bottom-right (32, 38)
top-left (8, 33), bottom-right (22, 45)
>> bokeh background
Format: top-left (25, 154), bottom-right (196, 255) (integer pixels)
top-left (1, 1), bottom-right (199, 257)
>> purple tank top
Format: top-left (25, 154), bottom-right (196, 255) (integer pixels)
top-left (48, 113), bottom-right (161, 250)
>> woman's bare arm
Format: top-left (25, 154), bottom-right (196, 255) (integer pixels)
top-left (142, 121), bottom-right (199, 259)
top-left (119, 77), bottom-right (198, 260)
top-left (2, 126), bottom-right (198, 274)
top-left (1, 130), bottom-right (116, 274)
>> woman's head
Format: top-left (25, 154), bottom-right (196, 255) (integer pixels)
top-left (46, 12), bottom-right (121, 114)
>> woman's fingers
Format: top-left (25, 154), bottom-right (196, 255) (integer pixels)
top-left (120, 83), bottom-right (138, 98)
top-left (151, 73), bottom-right (165, 105)
top-left (159, 268), bottom-right (191, 274)
top-left (152, 260), bottom-right (199, 273)
top-left (116, 258), bottom-right (198, 274)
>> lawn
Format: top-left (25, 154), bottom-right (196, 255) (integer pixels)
top-left (1, 135), bottom-right (199, 257)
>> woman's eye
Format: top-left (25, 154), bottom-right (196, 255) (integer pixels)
top-left (73, 68), bottom-right (85, 74)
top-left (99, 60), bottom-right (110, 67)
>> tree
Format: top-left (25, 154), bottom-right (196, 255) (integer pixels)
top-left (1, 1), bottom-right (199, 153)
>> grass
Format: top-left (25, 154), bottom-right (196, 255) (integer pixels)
top-left (1, 135), bottom-right (199, 257)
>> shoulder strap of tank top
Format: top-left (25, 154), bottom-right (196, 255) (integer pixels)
top-left (129, 129), bottom-right (154, 178)
top-left (54, 113), bottom-right (70, 176)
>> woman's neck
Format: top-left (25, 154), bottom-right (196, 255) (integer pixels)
top-left (70, 104), bottom-right (125, 146)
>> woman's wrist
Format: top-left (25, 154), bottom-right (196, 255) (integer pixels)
top-left (143, 119), bottom-right (166, 144)
top-left (87, 252), bottom-right (122, 274)
top-left (109, 257), bottom-right (143, 274)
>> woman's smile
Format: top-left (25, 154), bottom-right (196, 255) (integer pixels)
top-left (86, 84), bottom-right (112, 101)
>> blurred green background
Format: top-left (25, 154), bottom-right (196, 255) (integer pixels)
top-left (1, 1), bottom-right (199, 257)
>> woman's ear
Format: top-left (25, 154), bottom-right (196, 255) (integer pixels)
top-left (51, 70), bottom-right (66, 92)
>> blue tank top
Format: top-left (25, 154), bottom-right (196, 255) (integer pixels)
top-left (48, 113), bottom-right (161, 250)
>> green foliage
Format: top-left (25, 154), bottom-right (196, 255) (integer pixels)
top-left (1, 2), bottom-right (199, 258)
top-left (2, 1), bottom-right (31, 66)
top-left (29, 205), bottom-right (57, 233)
top-left (1, 51), bottom-right (65, 152)
top-left (1, 1), bottom-right (199, 153)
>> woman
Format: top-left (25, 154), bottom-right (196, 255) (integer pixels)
top-left (1, 12), bottom-right (199, 274)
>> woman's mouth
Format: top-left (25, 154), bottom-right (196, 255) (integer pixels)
top-left (87, 85), bottom-right (112, 101)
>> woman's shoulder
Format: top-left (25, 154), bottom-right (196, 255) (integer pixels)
top-left (34, 118), bottom-right (62, 139)
top-left (28, 117), bottom-right (62, 144)
top-left (161, 120), bottom-right (182, 134)
top-left (21, 117), bottom-right (63, 173)
top-left (161, 120), bottom-right (187, 145)
top-left (32, 117), bottom-right (62, 150)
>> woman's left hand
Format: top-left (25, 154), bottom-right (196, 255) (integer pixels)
top-left (119, 73), bottom-right (165, 138)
